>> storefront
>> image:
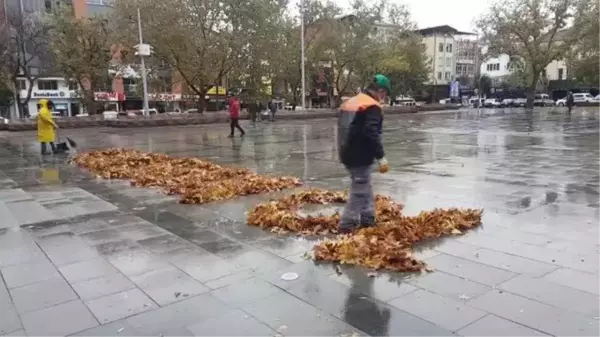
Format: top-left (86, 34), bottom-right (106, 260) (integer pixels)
top-left (27, 90), bottom-right (79, 117)
top-left (94, 92), bottom-right (126, 113)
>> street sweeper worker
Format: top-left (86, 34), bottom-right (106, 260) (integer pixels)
top-left (337, 74), bottom-right (390, 233)
top-left (37, 99), bottom-right (59, 155)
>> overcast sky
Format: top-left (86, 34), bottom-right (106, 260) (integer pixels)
top-left (290, 0), bottom-right (495, 33)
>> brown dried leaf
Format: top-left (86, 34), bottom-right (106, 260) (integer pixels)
top-left (248, 190), bottom-right (483, 273)
top-left (72, 149), bottom-right (301, 205)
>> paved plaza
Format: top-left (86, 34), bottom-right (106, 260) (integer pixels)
top-left (0, 108), bottom-right (598, 336)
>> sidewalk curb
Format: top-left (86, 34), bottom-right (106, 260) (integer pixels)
top-left (2, 105), bottom-right (461, 131)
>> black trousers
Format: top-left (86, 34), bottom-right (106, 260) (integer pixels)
top-left (230, 118), bottom-right (245, 135)
top-left (41, 142), bottom-right (57, 154)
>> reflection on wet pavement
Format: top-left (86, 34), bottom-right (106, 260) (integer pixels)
top-left (0, 108), bottom-right (598, 336)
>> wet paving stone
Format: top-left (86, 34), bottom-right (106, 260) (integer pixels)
top-left (457, 314), bottom-right (549, 336)
top-left (130, 267), bottom-right (209, 306)
top-left (185, 309), bottom-right (277, 336)
top-left (71, 272), bottom-right (136, 301)
top-left (329, 268), bottom-right (418, 302)
top-left (137, 233), bottom-right (197, 254)
top-left (85, 288), bottom-right (157, 323)
top-left (125, 293), bottom-right (230, 336)
top-left (21, 300), bottom-right (98, 336)
top-left (58, 258), bottom-right (119, 284)
top-left (424, 253), bottom-right (517, 286)
top-left (498, 274), bottom-right (600, 317)
top-left (0, 259), bottom-right (61, 289)
top-left (106, 250), bottom-right (172, 277)
top-left (469, 289), bottom-right (599, 336)
top-left (10, 276), bottom-right (78, 314)
top-left (406, 270), bottom-right (491, 301)
top-left (389, 289), bottom-right (486, 331)
top-left (198, 237), bottom-right (246, 256)
top-left (210, 277), bottom-right (285, 306)
top-left (240, 291), bottom-right (365, 336)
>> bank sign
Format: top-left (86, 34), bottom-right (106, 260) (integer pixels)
top-left (33, 91), bottom-right (67, 98)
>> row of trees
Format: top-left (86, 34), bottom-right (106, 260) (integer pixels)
top-left (0, 0), bottom-right (429, 114)
top-left (1, 0), bottom-right (598, 114)
top-left (477, 0), bottom-right (599, 105)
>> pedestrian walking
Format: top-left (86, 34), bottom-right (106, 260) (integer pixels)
top-left (337, 74), bottom-right (391, 233)
top-left (227, 94), bottom-right (245, 138)
top-left (566, 91), bottom-right (574, 113)
top-left (269, 99), bottom-right (277, 122)
top-left (249, 100), bottom-right (260, 125)
top-left (37, 99), bottom-right (59, 155)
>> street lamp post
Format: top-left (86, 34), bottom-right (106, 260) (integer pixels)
top-left (300, 0), bottom-right (306, 110)
top-left (137, 8), bottom-right (150, 117)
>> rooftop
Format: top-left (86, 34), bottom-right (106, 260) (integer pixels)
top-left (416, 25), bottom-right (475, 36)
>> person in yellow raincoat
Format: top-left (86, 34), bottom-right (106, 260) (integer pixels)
top-left (37, 99), bottom-right (59, 155)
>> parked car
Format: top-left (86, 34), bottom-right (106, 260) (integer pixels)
top-left (500, 98), bottom-right (515, 107)
top-left (556, 93), bottom-right (595, 106)
top-left (513, 98), bottom-right (527, 107)
top-left (395, 96), bottom-right (419, 107)
top-left (483, 98), bottom-right (502, 108)
top-left (533, 94), bottom-right (554, 106)
top-left (126, 109), bottom-right (158, 116)
top-left (469, 97), bottom-right (485, 107)
top-left (102, 111), bottom-right (118, 120)
top-left (594, 95), bottom-right (600, 102)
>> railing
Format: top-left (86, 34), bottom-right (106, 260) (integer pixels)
top-left (85, 0), bottom-right (114, 6)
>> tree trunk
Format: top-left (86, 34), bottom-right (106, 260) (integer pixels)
top-left (196, 97), bottom-right (207, 113)
top-left (526, 72), bottom-right (540, 109)
top-left (81, 90), bottom-right (99, 115)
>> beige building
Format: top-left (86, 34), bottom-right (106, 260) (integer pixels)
top-left (416, 25), bottom-right (476, 85)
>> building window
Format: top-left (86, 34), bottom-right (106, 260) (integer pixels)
top-left (68, 81), bottom-right (78, 90)
top-left (438, 43), bottom-right (443, 52)
top-left (467, 64), bottom-right (474, 75)
top-left (558, 68), bottom-right (564, 80)
top-left (38, 80), bottom-right (58, 90)
top-left (17, 80), bottom-right (26, 91)
top-left (456, 64), bottom-right (462, 74)
top-left (486, 63), bottom-right (500, 71)
top-left (445, 72), bottom-right (451, 80)
top-left (446, 44), bottom-right (452, 53)
top-left (437, 72), bottom-right (442, 80)
top-left (44, 0), bottom-right (52, 12)
top-left (446, 57), bottom-right (452, 66)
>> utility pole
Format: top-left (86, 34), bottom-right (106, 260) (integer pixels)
top-left (300, 0), bottom-right (306, 111)
top-left (137, 8), bottom-right (150, 116)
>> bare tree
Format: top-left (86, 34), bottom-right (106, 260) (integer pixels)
top-left (0, 9), bottom-right (51, 118)
top-left (47, 8), bottom-right (123, 114)
top-left (477, 0), bottom-right (591, 108)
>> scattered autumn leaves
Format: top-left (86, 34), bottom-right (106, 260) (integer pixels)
top-left (72, 149), bottom-right (301, 204)
top-left (248, 189), bottom-right (483, 272)
top-left (73, 149), bottom-right (483, 272)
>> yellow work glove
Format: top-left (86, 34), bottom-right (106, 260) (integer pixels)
top-left (378, 157), bottom-right (389, 173)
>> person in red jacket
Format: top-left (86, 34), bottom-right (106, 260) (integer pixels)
top-left (228, 94), bottom-right (245, 137)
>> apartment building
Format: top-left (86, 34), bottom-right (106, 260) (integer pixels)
top-left (455, 38), bottom-right (479, 82)
top-left (416, 25), bottom-right (476, 85)
top-left (480, 55), bottom-right (569, 84)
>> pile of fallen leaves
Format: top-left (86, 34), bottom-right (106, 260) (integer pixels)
top-left (248, 189), bottom-right (483, 272)
top-left (72, 149), bottom-right (301, 204)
